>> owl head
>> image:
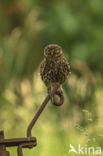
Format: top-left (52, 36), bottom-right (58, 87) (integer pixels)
top-left (44, 44), bottom-right (63, 58)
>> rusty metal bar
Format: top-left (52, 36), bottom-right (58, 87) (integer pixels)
top-left (0, 137), bottom-right (36, 147)
top-left (52, 90), bottom-right (64, 106)
top-left (0, 131), bottom-right (5, 150)
top-left (17, 142), bottom-right (36, 156)
top-left (0, 131), bottom-right (10, 156)
top-left (27, 83), bottom-right (62, 137)
top-left (0, 84), bottom-right (64, 156)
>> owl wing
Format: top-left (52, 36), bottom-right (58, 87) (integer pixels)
top-left (40, 59), bottom-right (51, 91)
top-left (62, 57), bottom-right (71, 74)
top-left (40, 59), bottom-right (46, 77)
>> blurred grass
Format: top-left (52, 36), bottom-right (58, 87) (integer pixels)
top-left (0, 0), bottom-right (103, 156)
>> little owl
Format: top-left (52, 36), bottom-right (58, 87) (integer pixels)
top-left (40, 44), bottom-right (71, 93)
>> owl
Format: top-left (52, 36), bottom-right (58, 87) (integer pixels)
top-left (40, 44), bottom-right (71, 93)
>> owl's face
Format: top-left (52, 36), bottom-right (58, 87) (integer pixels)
top-left (44, 44), bottom-right (63, 58)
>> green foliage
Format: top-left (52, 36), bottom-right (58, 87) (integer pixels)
top-left (0, 0), bottom-right (103, 156)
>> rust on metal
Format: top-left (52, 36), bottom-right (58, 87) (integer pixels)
top-left (27, 83), bottom-right (64, 137)
top-left (0, 132), bottom-right (37, 156)
top-left (0, 84), bottom-right (64, 156)
top-left (17, 142), bottom-right (36, 156)
top-left (0, 131), bottom-right (5, 150)
top-left (0, 151), bottom-right (10, 156)
top-left (0, 131), bottom-right (10, 156)
top-left (0, 137), bottom-right (36, 147)
top-left (52, 90), bottom-right (64, 106)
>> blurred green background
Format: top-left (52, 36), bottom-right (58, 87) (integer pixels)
top-left (0, 0), bottom-right (103, 156)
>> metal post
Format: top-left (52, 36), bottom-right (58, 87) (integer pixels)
top-left (0, 131), bottom-right (10, 156)
top-left (0, 84), bottom-right (64, 156)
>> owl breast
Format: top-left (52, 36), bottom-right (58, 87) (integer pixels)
top-left (40, 57), bottom-right (70, 87)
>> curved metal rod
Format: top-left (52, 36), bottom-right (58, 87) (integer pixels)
top-left (27, 83), bottom-right (64, 137)
top-left (52, 90), bottom-right (64, 106)
top-left (17, 142), bottom-right (36, 156)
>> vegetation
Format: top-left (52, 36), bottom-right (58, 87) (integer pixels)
top-left (0, 0), bottom-right (103, 155)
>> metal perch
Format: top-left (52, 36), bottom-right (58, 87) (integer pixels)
top-left (0, 83), bottom-right (64, 156)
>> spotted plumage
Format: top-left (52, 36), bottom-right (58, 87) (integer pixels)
top-left (40, 44), bottom-right (71, 92)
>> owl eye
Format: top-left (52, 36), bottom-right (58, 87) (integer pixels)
top-left (46, 49), bottom-right (49, 53)
top-left (46, 49), bottom-right (51, 56)
top-left (56, 49), bottom-right (60, 53)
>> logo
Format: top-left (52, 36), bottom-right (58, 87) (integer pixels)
top-left (69, 144), bottom-right (102, 155)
